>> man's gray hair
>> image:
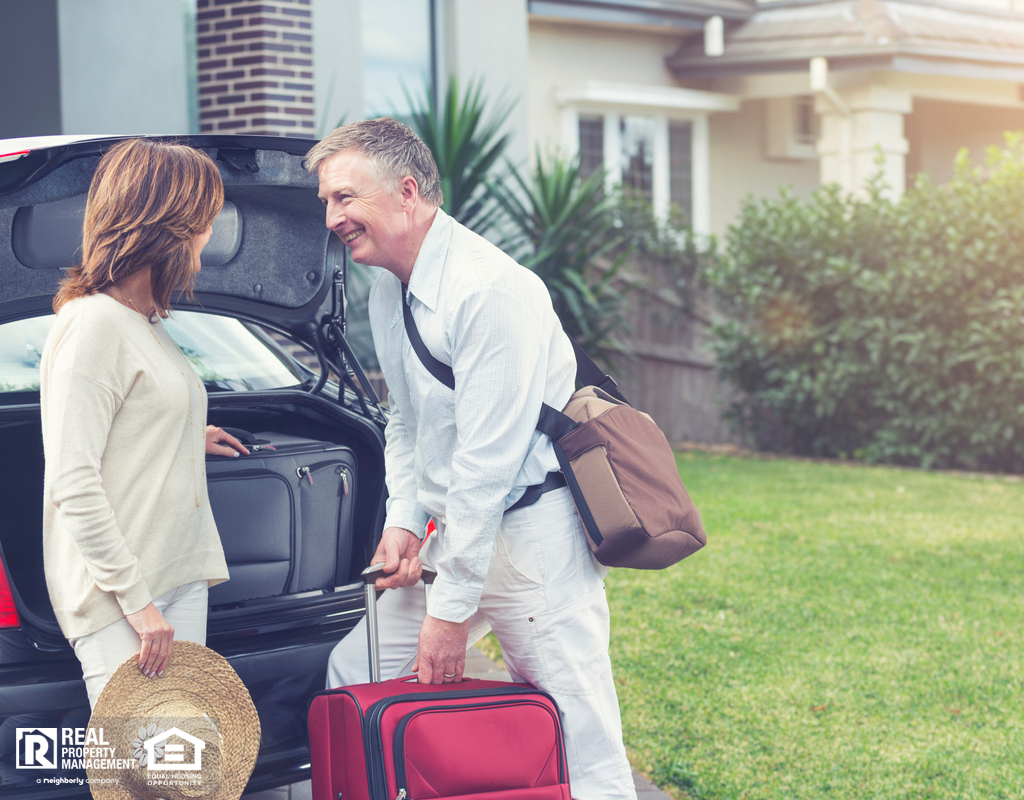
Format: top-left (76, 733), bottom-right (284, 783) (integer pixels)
top-left (305, 117), bottom-right (444, 206)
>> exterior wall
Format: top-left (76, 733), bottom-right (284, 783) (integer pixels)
top-left (527, 19), bottom-right (689, 154)
top-left (197, 0), bottom-right (315, 137)
top-left (57, 0), bottom-right (194, 135)
top-left (311, 0), bottom-right (361, 134)
top-left (906, 98), bottom-right (1024, 183)
top-left (440, 0), bottom-right (531, 167)
top-left (0, 0), bottom-right (62, 138)
top-left (708, 99), bottom-right (819, 235)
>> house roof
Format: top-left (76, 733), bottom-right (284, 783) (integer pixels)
top-left (666, 0), bottom-right (1024, 80)
top-left (530, 0), bottom-right (756, 31)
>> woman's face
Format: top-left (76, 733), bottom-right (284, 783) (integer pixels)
top-left (191, 225), bottom-right (214, 273)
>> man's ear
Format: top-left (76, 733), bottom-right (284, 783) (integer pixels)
top-left (399, 175), bottom-right (420, 210)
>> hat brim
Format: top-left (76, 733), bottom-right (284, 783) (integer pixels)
top-left (86, 641), bottom-right (260, 800)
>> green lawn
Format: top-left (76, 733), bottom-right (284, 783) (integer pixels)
top-left (608, 451), bottom-right (1024, 799)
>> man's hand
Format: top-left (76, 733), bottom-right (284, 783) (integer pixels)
top-left (205, 425), bottom-right (249, 457)
top-left (372, 527), bottom-right (423, 590)
top-left (125, 603), bottom-right (174, 677)
top-left (413, 615), bottom-right (469, 684)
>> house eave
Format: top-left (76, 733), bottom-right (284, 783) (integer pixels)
top-left (668, 48), bottom-right (1024, 83)
top-left (528, 0), bottom-right (754, 33)
top-left (556, 80), bottom-right (741, 112)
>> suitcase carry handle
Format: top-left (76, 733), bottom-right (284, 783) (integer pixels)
top-left (360, 562), bottom-right (437, 683)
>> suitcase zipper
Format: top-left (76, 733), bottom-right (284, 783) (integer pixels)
top-left (296, 462), bottom-right (349, 494)
top-left (363, 686), bottom-right (541, 800)
top-left (391, 698), bottom-right (567, 795)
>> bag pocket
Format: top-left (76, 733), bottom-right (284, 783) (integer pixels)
top-left (393, 699), bottom-right (568, 798)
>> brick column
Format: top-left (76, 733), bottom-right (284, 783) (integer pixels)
top-left (197, 0), bottom-right (315, 137)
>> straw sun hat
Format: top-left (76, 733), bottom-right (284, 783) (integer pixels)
top-left (86, 641), bottom-right (261, 800)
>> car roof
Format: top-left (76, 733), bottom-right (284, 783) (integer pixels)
top-left (0, 134), bottom-right (342, 333)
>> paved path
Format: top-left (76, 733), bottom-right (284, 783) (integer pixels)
top-left (248, 645), bottom-right (670, 799)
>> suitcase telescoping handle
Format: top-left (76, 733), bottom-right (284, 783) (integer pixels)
top-left (360, 562), bottom-right (437, 683)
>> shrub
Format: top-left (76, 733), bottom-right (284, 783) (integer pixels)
top-left (489, 152), bottom-right (633, 360)
top-left (705, 136), bottom-right (1024, 472)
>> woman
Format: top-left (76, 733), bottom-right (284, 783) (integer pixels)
top-left (40, 139), bottom-right (248, 709)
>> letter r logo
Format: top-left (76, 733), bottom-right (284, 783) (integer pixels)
top-left (16, 728), bottom-right (58, 769)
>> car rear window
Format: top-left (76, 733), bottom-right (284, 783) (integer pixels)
top-left (0, 310), bottom-right (305, 402)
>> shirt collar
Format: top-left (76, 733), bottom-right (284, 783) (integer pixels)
top-left (406, 208), bottom-right (452, 315)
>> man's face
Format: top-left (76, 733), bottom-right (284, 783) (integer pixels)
top-left (317, 150), bottom-right (408, 270)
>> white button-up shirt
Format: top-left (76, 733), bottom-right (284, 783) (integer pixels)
top-left (368, 209), bottom-right (576, 622)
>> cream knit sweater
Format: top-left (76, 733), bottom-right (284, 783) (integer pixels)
top-left (41, 293), bottom-right (229, 639)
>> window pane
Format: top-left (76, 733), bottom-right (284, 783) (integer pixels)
top-left (362, 0), bottom-right (433, 118)
top-left (669, 121), bottom-right (693, 223)
top-left (794, 95), bottom-right (817, 145)
top-left (163, 312), bottom-right (304, 392)
top-left (620, 116), bottom-right (654, 201)
top-left (0, 312), bottom-right (306, 402)
top-left (578, 115), bottom-right (604, 179)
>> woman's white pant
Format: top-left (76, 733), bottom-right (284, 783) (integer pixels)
top-left (69, 580), bottom-right (209, 709)
top-left (326, 488), bottom-right (637, 800)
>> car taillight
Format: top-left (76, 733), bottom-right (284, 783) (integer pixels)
top-left (0, 559), bottom-right (21, 628)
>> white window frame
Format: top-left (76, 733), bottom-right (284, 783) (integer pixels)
top-left (556, 81), bottom-right (739, 235)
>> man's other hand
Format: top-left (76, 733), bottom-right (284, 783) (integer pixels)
top-left (412, 615), bottom-right (469, 684)
top-left (372, 527), bottom-right (422, 590)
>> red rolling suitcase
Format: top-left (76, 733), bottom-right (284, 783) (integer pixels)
top-left (308, 565), bottom-right (572, 800)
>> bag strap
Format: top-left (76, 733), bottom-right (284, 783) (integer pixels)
top-left (401, 283), bottom-right (627, 405)
top-left (402, 284), bottom-right (455, 389)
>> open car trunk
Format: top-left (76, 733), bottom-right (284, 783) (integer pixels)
top-left (0, 135), bottom-right (388, 796)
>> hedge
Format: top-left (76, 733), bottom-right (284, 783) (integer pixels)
top-left (704, 137), bottom-right (1024, 472)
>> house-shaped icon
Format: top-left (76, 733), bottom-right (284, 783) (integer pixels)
top-left (145, 727), bottom-right (205, 772)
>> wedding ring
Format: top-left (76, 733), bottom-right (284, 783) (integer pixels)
top-left (443, 672), bottom-right (456, 678)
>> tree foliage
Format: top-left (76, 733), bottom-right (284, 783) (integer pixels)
top-left (705, 136), bottom-right (1024, 472)
top-left (490, 152), bottom-right (634, 360)
top-left (404, 76), bottom-right (514, 236)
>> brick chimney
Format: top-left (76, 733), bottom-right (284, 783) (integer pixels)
top-left (197, 0), bottom-right (315, 137)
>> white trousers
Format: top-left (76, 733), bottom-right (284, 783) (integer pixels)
top-left (70, 580), bottom-right (209, 709)
top-left (326, 488), bottom-right (637, 800)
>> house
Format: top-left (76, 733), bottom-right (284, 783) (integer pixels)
top-left (8, 0), bottom-right (1021, 233)
top-left (5, 0), bottom-right (1023, 441)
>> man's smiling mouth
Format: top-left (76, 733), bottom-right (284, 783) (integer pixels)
top-left (344, 229), bottom-right (364, 243)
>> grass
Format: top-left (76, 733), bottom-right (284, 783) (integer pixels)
top-left (478, 452), bottom-right (1024, 797)
top-left (610, 451), bottom-right (1024, 800)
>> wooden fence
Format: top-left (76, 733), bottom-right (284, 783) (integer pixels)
top-left (605, 259), bottom-right (742, 446)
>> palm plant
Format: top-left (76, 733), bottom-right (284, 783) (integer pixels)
top-left (489, 152), bottom-right (634, 361)
top-left (404, 77), bottom-right (514, 236)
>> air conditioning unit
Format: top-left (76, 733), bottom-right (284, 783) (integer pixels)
top-left (765, 96), bottom-right (819, 160)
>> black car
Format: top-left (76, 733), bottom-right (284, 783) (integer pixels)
top-left (0, 135), bottom-right (388, 797)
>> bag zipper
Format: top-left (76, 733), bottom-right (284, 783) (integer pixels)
top-left (296, 462), bottom-right (349, 494)
top-left (391, 698), bottom-right (566, 796)
top-left (363, 685), bottom-right (541, 799)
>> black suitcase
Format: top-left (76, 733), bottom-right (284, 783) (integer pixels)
top-left (206, 431), bottom-right (357, 605)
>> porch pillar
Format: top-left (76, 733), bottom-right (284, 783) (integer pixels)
top-left (816, 86), bottom-right (912, 198)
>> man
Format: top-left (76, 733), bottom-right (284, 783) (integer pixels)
top-left (306, 118), bottom-right (637, 800)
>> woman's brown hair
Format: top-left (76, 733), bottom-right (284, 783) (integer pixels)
top-left (53, 139), bottom-right (224, 317)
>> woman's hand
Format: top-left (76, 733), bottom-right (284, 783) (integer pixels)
top-left (125, 603), bottom-right (174, 677)
top-left (205, 425), bottom-right (248, 457)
